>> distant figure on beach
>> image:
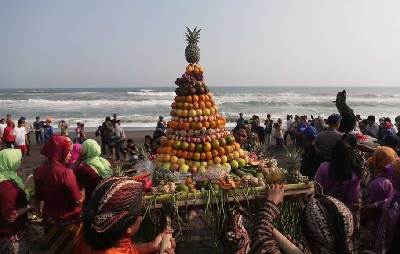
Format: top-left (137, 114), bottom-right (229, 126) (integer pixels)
top-left (3, 120), bottom-right (15, 148)
top-left (0, 118), bottom-right (6, 149)
top-left (42, 117), bottom-right (54, 143)
top-left (73, 122), bottom-right (81, 143)
top-left (283, 115), bottom-right (294, 146)
top-left (156, 116), bottom-right (166, 132)
top-left (58, 120), bottom-right (69, 136)
top-left (79, 123), bottom-right (87, 144)
top-left (264, 114), bottom-right (273, 146)
top-left (21, 117), bottom-right (33, 156)
top-left (274, 119), bottom-right (284, 149)
top-left (13, 119), bottom-right (28, 156)
top-left (33, 116), bottom-right (44, 146)
top-left (237, 113), bottom-right (244, 124)
top-left (334, 90), bottom-right (357, 133)
top-left (113, 113), bottom-right (118, 121)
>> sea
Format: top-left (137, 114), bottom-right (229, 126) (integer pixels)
top-left (1, 86), bottom-right (399, 131)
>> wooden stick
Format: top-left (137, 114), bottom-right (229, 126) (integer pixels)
top-left (272, 228), bottom-right (304, 254)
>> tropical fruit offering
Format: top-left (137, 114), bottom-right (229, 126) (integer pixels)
top-left (155, 27), bottom-right (249, 176)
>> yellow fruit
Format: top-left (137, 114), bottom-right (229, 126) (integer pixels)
top-left (213, 156), bottom-right (221, 165)
top-left (203, 142), bottom-right (211, 152)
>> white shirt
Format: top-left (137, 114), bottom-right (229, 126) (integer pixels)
top-left (13, 126), bottom-right (27, 146)
top-left (286, 119), bottom-right (293, 131)
top-left (0, 123), bottom-right (6, 134)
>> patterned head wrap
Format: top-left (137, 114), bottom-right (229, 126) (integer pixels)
top-left (0, 149), bottom-right (27, 199)
top-left (41, 134), bottom-right (72, 164)
top-left (233, 123), bottom-right (251, 137)
top-left (387, 160), bottom-right (400, 188)
top-left (372, 146), bottom-right (397, 176)
top-left (89, 177), bottom-right (143, 233)
top-left (81, 139), bottom-right (112, 179)
top-left (301, 195), bottom-right (354, 253)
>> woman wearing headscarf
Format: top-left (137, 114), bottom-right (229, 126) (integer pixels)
top-left (66, 143), bottom-right (82, 169)
top-left (375, 160), bottom-right (400, 253)
top-left (34, 134), bottom-right (83, 254)
top-left (75, 176), bottom-right (175, 254)
top-left (0, 149), bottom-right (32, 253)
top-left (72, 139), bottom-right (113, 203)
top-left (361, 146), bottom-right (397, 249)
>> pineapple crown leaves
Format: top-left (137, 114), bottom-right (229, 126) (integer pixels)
top-left (283, 146), bottom-right (301, 160)
top-left (185, 26), bottom-right (201, 44)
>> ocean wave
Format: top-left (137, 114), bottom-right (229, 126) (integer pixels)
top-left (127, 91), bottom-right (176, 97)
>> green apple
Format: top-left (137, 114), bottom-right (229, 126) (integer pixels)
top-left (230, 160), bottom-right (239, 170)
top-left (193, 161), bottom-right (201, 168)
top-left (173, 141), bottom-right (181, 150)
top-left (179, 164), bottom-right (189, 173)
top-left (198, 166), bottom-right (206, 173)
top-left (237, 158), bottom-right (246, 168)
top-left (162, 162), bottom-right (172, 170)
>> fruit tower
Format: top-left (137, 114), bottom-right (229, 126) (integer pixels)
top-left (155, 27), bottom-right (248, 174)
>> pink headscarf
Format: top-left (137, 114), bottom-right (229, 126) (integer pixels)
top-left (67, 143), bottom-right (82, 168)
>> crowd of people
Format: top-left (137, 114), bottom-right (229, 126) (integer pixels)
top-left (233, 112), bottom-right (400, 253)
top-left (1, 108), bottom-right (400, 253)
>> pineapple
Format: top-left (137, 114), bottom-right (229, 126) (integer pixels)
top-left (185, 27), bottom-right (201, 64)
top-left (284, 147), bottom-right (306, 184)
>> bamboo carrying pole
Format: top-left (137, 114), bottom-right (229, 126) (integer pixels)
top-left (272, 228), bottom-right (304, 254)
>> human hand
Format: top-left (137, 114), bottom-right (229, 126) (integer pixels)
top-left (153, 228), bottom-right (176, 254)
top-left (265, 183), bottom-right (284, 205)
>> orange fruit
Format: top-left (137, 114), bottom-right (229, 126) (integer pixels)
top-left (199, 95), bottom-right (205, 102)
top-left (209, 121), bottom-right (216, 128)
top-left (213, 156), bottom-right (221, 165)
top-left (205, 95), bottom-right (209, 101)
top-left (183, 102), bottom-right (188, 110)
top-left (186, 95), bottom-right (192, 103)
top-left (187, 152), bottom-right (194, 160)
top-left (182, 151), bottom-right (188, 159)
top-left (176, 150), bottom-right (183, 157)
top-left (198, 66), bottom-right (204, 74)
top-left (188, 143), bottom-right (196, 152)
top-left (199, 101), bottom-right (205, 110)
top-left (200, 152), bottom-right (206, 161)
top-left (196, 122), bottom-right (202, 130)
top-left (187, 103), bottom-right (193, 110)
top-left (163, 147), bottom-right (172, 154)
top-left (190, 122), bottom-right (197, 130)
top-left (234, 143), bottom-right (241, 151)
top-left (202, 121), bottom-right (210, 129)
top-left (157, 147), bottom-right (162, 154)
top-left (171, 149), bottom-right (177, 156)
top-left (193, 67), bottom-right (200, 75)
top-left (205, 101), bottom-right (211, 109)
top-left (168, 139), bottom-right (175, 147)
top-left (192, 95), bottom-right (199, 102)
top-left (203, 142), bottom-right (211, 152)
top-left (193, 152), bottom-right (201, 161)
top-left (183, 122), bottom-right (190, 132)
top-left (211, 149), bottom-right (219, 157)
top-left (193, 102), bottom-right (199, 110)
top-left (177, 122), bottom-right (183, 130)
top-left (209, 108), bottom-right (216, 115)
top-left (218, 147), bottom-right (225, 157)
top-left (206, 151), bottom-right (212, 160)
top-left (185, 178), bottom-right (193, 185)
top-left (186, 65), bottom-right (193, 73)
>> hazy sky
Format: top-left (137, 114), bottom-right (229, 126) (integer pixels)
top-left (1, 0), bottom-right (400, 88)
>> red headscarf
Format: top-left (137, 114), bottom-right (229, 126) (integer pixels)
top-left (41, 135), bottom-right (72, 164)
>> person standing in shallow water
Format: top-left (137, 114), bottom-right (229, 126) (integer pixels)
top-left (33, 116), bottom-right (44, 146)
top-left (237, 113), bottom-right (245, 124)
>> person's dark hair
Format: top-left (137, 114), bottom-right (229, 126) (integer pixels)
top-left (127, 139), bottom-right (134, 143)
top-left (153, 130), bottom-right (166, 140)
top-left (82, 180), bottom-right (138, 250)
top-left (301, 195), bottom-right (350, 253)
top-left (80, 123), bottom-right (84, 128)
top-left (105, 116), bottom-right (111, 122)
top-left (233, 123), bottom-right (250, 137)
top-left (18, 119), bottom-right (23, 125)
top-left (329, 140), bottom-right (355, 183)
top-left (145, 135), bottom-right (152, 140)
